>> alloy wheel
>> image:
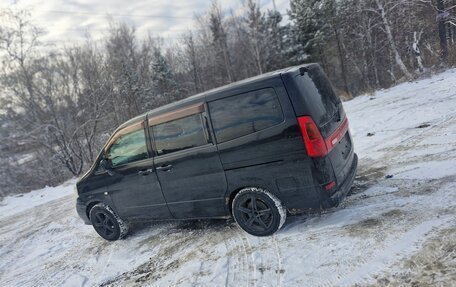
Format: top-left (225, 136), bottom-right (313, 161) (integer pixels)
top-left (237, 195), bottom-right (274, 232)
top-left (92, 211), bottom-right (116, 238)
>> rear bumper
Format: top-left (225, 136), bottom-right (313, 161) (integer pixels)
top-left (76, 198), bottom-right (91, 225)
top-left (324, 153), bottom-right (358, 207)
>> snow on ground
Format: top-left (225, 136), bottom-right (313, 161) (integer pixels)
top-left (1, 70), bottom-right (456, 287)
top-left (0, 179), bottom-right (76, 217)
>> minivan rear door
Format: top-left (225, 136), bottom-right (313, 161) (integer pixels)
top-left (286, 65), bottom-right (343, 137)
top-left (282, 64), bottom-right (354, 185)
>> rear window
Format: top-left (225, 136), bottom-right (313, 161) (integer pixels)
top-left (209, 88), bottom-right (284, 143)
top-left (295, 66), bottom-right (340, 125)
top-left (152, 113), bottom-right (208, 155)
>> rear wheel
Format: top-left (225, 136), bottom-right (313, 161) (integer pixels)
top-left (89, 203), bottom-right (129, 241)
top-left (232, 187), bottom-right (286, 236)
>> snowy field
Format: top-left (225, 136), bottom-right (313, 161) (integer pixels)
top-left (1, 70), bottom-right (456, 287)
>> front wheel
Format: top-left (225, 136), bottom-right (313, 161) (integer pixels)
top-left (232, 187), bottom-right (287, 236)
top-left (89, 203), bottom-right (129, 241)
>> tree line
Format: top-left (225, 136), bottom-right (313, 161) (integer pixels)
top-left (0, 0), bottom-right (455, 197)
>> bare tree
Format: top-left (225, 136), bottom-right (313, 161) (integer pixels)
top-left (209, 1), bottom-right (234, 84)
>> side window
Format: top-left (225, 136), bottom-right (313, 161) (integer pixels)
top-left (152, 113), bottom-right (208, 156)
top-left (107, 129), bottom-right (148, 167)
top-left (208, 88), bottom-right (284, 143)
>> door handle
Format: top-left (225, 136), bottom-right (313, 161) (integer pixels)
top-left (138, 168), bottom-right (154, 176)
top-left (156, 164), bottom-right (173, 172)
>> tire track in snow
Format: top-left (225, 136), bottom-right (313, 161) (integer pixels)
top-left (223, 225), bottom-right (251, 286)
top-left (223, 225), bottom-right (257, 287)
top-left (220, 227), bottom-right (233, 287)
top-left (272, 235), bottom-right (284, 287)
top-left (235, 227), bottom-right (255, 287)
top-left (239, 230), bottom-right (257, 287)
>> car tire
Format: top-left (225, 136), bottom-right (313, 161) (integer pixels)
top-left (232, 187), bottom-right (287, 236)
top-left (89, 203), bottom-right (129, 241)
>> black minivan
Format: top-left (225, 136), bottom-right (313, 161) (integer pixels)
top-left (75, 64), bottom-right (358, 240)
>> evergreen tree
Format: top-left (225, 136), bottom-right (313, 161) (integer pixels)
top-left (288, 0), bottom-right (332, 63)
top-left (151, 46), bottom-right (178, 104)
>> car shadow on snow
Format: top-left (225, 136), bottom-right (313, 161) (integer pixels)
top-left (128, 217), bottom-right (233, 237)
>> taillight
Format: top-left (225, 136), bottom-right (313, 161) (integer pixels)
top-left (324, 181), bottom-right (336, 190)
top-left (297, 116), bottom-right (349, 158)
top-left (297, 116), bottom-right (328, 158)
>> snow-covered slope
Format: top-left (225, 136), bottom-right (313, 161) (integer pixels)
top-left (1, 70), bottom-right (456, 287)
top-left (0, 179), bottom-right (76, 218)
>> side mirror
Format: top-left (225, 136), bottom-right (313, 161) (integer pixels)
top-left (100, 158), bottom-right (115, 176)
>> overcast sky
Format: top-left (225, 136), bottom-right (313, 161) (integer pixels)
top-left (0, 0), bottom-right (290, 47)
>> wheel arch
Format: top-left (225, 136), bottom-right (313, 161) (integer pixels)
top-left (86, 200), bottom-right (102, 221)
top-left (227, 186), bottom-right (247, 215)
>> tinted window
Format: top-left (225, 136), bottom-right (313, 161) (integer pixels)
top-left (152, 114), bottom-right (208, 155)
top-left (295, 66), bottom-right (340, 125)
top-left (209, 88), bottom-right (284, 143)
top-left (107, 129), bottom-right (148, 167)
